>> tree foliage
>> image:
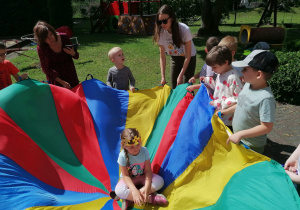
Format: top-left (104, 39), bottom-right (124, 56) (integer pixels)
top-left (48, 0), bottom-right (73, 30)
top-left (0, 1), bottom-right (49, 36)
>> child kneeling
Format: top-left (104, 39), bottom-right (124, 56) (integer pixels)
top-left (115, 128), bottom-right (168, 210)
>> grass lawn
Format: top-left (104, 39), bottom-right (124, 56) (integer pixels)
top-left (9, 7), bottom-right (300, 90)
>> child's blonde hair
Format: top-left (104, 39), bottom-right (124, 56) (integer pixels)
top-left (218, 36), bottom-right (238, 53)
top-left (108, 47), bottom-right (122, 60)
top-left (121, 128), bottom-right (141, 167)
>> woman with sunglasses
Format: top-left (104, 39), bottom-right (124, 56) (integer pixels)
top-left (153, 4), bottom-right (196, 89)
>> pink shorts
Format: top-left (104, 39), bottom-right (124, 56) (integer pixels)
top-left (115, 173), bottom-right (164, 199)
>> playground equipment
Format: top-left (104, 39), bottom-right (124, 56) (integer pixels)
top-left (239, 25), bottom-right (285, 46)
top-left (90, 0), bottom-right (161, 35)
top-left (239, 0), bottom-right (285, 48)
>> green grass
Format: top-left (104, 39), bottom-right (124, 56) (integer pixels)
top-left (10, 7), bottom-right (300, 90)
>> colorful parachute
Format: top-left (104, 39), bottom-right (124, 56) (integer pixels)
top-left (0, 79), bottom-right (299, 209)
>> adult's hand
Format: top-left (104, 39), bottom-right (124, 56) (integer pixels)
top-left (62, 81), bottom-right (71, 89)
top-left (176, 74), bottom-right (184, 86)
top-left (188, 76), bottom-right (196, 84)
top-left (63, 47), bottom-right (76, 57)
top-left (161, 78), bottom-right (167, 86)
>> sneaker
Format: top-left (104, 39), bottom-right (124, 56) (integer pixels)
top-left (122, 199), bottom-right (134, 210)
top-left (150, 193), bottom-right (168, 205)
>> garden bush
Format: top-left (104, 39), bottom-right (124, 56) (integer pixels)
top-left (269, 51), bottom-right (300, 105)
top-left (282, 39), bottom-right (300, 52)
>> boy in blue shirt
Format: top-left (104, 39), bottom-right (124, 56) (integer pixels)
top-left (219, 50), bottom-right (279, 154)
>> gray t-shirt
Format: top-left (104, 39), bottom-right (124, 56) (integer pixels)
top-left (106, 66), bottom-right (135, 90)
top-left (232, 83), bottom-right (276, 148)
top-left (118, 146), bottom-right (150, 178)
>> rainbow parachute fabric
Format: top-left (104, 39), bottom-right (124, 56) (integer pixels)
top-left (0, 79), bottom-right (299, 209)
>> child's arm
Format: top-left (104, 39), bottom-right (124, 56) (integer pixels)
top-left (226, 121), bottom-right (273, 145)
top-left (217, 104), bottom-right (237, 116)
top-left (106, 70), bottom-right (112, 87)
top-left (188, 72), bottom-right (200, 83)
top-left (285, 170), bottom-right (300, 184)
top-left (128, 68), bottom-right (135, 92)
top-left (120, 165), bottom-right (144, 205)
top-left (186, 84), bottom-right (201, 92)
top-left (12, 73), bottom-right (28, 82)
top-left (284, 144), bottom-right (300, 170)
top-left (141, 159), bottom-right (152, 203)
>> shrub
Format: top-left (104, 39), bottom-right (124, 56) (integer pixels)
top-left (282, 39), bottom-right (300, 52)
top-left (269, 51), bottom-right (300, 105)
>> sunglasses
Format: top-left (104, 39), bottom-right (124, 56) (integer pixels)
top-left (157, 17), bottom-right (171, 25)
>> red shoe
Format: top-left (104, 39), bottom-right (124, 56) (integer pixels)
top-left (150, 193), bottom-right (168, 205)
top-left (122, 199), bottom-right (134, 210)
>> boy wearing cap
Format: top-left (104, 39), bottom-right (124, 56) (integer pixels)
top-left (219, 50), bottom-right (279, 154)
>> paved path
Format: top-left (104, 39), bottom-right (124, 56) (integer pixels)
top-left (265, 103), bottom-right (300, 164)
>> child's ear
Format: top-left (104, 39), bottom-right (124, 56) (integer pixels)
top-left (257, 70), bottom-right (263, 79)
top-left (231, 50), bottom-right (236, 57)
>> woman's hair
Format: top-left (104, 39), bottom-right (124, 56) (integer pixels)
top-left (33, 21), bottom-right (58, 46)
top-left (206, 37), bottom-right (220, 52)
top-left (121, 128), bottom-right (141, 167)
top-left (153, 4), bottom-right (183, 48)
top-left (206, 46), bottom-right (232, 66)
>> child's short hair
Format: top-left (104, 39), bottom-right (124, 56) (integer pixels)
top-left (206, 37), bottom-right (220, 52)
top-left (218, 35), bottom-right (238, 53)
top-left (0, 43), bottom-right (6, 50)
top-left (206, 46), bottom-right (232, 66)
top-left (232, 50), bottom-right (279, 81)
top-left (108, 47), bottom-right (122, 60)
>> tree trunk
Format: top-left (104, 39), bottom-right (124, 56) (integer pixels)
top-left (197, 0), bottom-right (226, 37)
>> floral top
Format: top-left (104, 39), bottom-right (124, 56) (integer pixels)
top-left (158, 23), bottom-right (196, 57)
top-left (212, 69), bottom-right (244, 126)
